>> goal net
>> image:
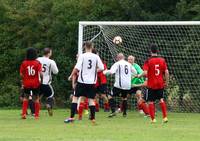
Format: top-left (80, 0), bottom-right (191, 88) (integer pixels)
top-left (78, 21), bottom-right (200, 113)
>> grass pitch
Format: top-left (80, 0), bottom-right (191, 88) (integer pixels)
top-left (0, 109), bottom-right (199, 141)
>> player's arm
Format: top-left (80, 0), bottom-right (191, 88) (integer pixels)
top-left (68, 67), bottom-right (74, 81)
top-left (103, 62), bottom-right (118, 75)
top-left (97, 56), bottom-right (104, 71)
top-left (19, 63), bottom-right (24, 79)
top-left (136, 64), bottom-right (144, 75)
top-left (71, 55), bottom-right (83, 79)
top-left (164, 61), bottom-right (169, 87)
top-left (131, 65), bottom-right (137, 76)
top-left (72, 72), bottom-right (78, 90)
top-left (38, 63), bottom-right (43, 84)
top-left (40, 72), bottom-right (43, 84)
top-left (51, 60), bottom-right (59, 74)
top-left (132, 80), bottom-right (147, 87)
top-left (137, 61), bottom-right (148, 78)
top-left (137, 70), bottom-right (147, 78)
top-left (164, 70), bottom-right (169, 87)
top-left (68, 55), bottom-right (83, 81)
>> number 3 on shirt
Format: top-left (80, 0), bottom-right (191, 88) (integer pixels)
top-left (155, 64), bottom-right (160, 76)
top-left (88, 60), bottom-right (92, 69)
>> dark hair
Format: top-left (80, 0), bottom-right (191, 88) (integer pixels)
top-left (92, 48), bottom-right (97, 54)
top-left (43, 48), bottom-right (52, 55)
top-left (83, 41), bottom-right (93, 49)
top-left (26, 48), bottom-right (37, 60)
top-left (150, 43), bottom-right (158, 53)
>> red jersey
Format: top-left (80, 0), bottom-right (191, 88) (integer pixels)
top-left (20, 60), bottom-right (42, 89)
top-left (143, 56), bottom-right (168, 89)
top-left (95, 63), bottom-right (107, 87)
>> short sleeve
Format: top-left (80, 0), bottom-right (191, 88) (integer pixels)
top-left (75, 55), bottom-right (83, 71)
top-left (131, 65), bottom-right (137, 75)
top-left (51, 60), bottom-right (59, 74)
top-left (97, 56), bottom-right (104, 71)
top-left (38, 62), bottom-right (42, 73)
top-left (110, 62), bottom-right (118, 74)
top-left (20, 62), bottom-right (24, 75)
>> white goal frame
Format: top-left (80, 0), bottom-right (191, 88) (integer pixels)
top-left (78, 21), bottom-right (200, 55)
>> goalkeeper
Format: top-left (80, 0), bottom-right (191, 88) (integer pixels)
top-left (128, 55), bottom-right (149, 116)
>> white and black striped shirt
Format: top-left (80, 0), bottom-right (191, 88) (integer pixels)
top-left (75, 52), bottom-right (104, 84)
top-left (110, 60), bottom-right (137, 90)
top-left (37, 57), bottom-right (58, 85)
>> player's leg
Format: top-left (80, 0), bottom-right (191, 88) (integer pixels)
top-left (64, 85), bottom-right (80, 123)
top-left (33, 89), bottom-right (40, 119)
top-left (121, 90), bottom-right (128, 117)
top-left (158, 89), bottom-right (168, 123)
top-left (78, 96), bottom-right (85, 120)
top-left (99, 84), bottom-right (109, 112)
top-left (45, 84), bottom-right (55, 116)
top-left (136, 90), bottom-right (149, 116)
top-left (83, 97), bottom-right (89, 115)
top-left (94, 94), bottom-right (100, 112)
top-left (147, 89), bottom-right (156, 123)
top-left (29, 98), bottom-right (35, 116)
top-left (87, 84), bottom-right (96, 124)
top-left (108, 87), bottom-right (119, 117)
top-left (101, 94), bottom-right (109, 112)
top-left (65, 96), bottom-right (78, 123)
top-left (21, 89), bottom-right (29, 119)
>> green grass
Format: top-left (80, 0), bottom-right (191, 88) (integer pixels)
top-left (0, 109), bottom-right (200, 141)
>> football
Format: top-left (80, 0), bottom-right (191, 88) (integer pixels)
top-left (113, 36), bottom-right (122, 45)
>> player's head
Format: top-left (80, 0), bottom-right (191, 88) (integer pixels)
top-left (117, 53), bottom-right (125, 61)
top-left (128, 55), bottom-right (135, 64)
top-left (92, 48), bottom-right (97, 54)
top-left (150, 43), bottom-right (158, 55)
top-left (26, 47), bottom-right (37, 60)
top-left (83, 41), bottom-right (93, 52)
top-left (43, 48), bottom-right (52, 58)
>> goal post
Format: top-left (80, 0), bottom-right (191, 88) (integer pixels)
top-left (78, 21), bottom-right (200, 112)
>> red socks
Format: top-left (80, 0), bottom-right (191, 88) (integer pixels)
top-left (84, 98), bottom-right (88, 110)
top-left (104, 102), bottom-right (109, 110)
top-left (137, 103), bottom-right (143, 111)
top-left (149, 102), bottom-right (155, 120)
top-left (140, 102), bottom-right (149, 115)
top-left (35, 102), bottom-right (40, 118)
top-left (160, 101), bottom-right (167, 118)
top-left (22, 100), bottom-right (28, 116)
top-left (94, 101), bottom-right (99, 112)
top-left (78, 102), bottom-right (84, 119)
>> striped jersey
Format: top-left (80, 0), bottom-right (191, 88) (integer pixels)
top-left (37, 57), bottom-right (58, 85)
top-left (110, 60), bottom-right (137, 90)
top-left (75, 52), bottom-right (104, 84)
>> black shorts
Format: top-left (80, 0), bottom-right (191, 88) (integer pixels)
top-left (75, 82), bottom-right (96, 99)
top-left (129, 87), bottom-right (141, 95)
top-left (96, 84), bottom-right (107, 94)
top-left (40, 84), bottom-right (54, 98)
top-left (24, 88), bottom-right (40, 97)
top-left (146, 88), bottom-right (164, 102)
top-left (110, 87), bottom-right (130, 98)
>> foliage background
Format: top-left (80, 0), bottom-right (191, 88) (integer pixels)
top-left (0, 0), bottom-right (199, 108)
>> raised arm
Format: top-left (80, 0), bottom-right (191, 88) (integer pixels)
top-left (164, 70), bottom-right (169, 87)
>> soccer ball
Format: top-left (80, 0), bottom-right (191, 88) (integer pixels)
top-left (113, 36), bottom-right (122, 45)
